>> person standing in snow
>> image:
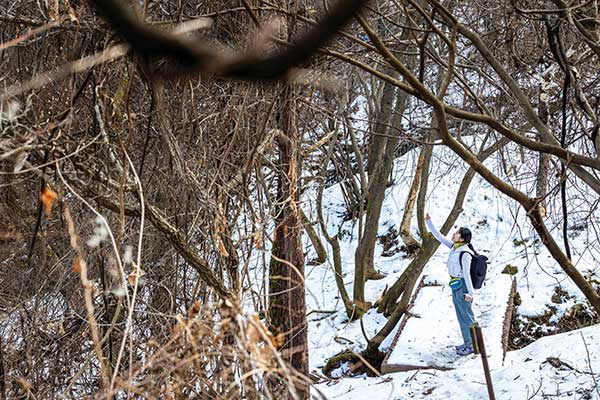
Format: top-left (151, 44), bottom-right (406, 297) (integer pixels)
top-left (425, 213), bottom-right (476, 355)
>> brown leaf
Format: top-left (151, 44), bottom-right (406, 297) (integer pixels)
top-left (275, 332), bottom-right (285, 348)
top-left (250, 314), bottom-right (280, 348)
top-left (252, 230), bottom-right (263, 249)
top-left (127, 261), bottom-right (145, 286)
top-left (40, 186), bottom-right (58, 217)
top-left (47, 2), bottom-right (57, 20)
top-left (246, 316), bottom-right (276, 368)
top-left (217, 236), bottom-right (229, 257)
top-left (128, 266), bottom-right (145, 286)
top-left (65, 0), bottom-right (79, 23)
top-left (73, 256), bottom-right (83, 274)
top-left (214, 203), bottom-right (230, 257)
top-left (247, 315), bottom-right (261, 344)
top-left (188, 300), bottom-right (202, 318)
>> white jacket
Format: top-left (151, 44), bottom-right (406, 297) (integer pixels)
top-left (426, 219), bottom-right (475, 296)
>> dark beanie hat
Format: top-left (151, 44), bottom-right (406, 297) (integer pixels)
top-left (459, 227), bottom-right (472, 243)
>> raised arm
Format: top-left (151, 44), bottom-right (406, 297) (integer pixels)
top-left (425, 215), bottom-right (453, 248)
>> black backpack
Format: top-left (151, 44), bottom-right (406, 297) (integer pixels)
top-left (459, 246), bottom-right (488, 289)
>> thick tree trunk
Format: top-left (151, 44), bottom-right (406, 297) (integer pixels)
top-left (268, 84), bottom-right (309, 399)
top-left (378, 132), bottom-right (435, 316)
top-left (399, 147), bottom-right (426, 252)
top-left (366, 73), bottom-right (397, 178)
top-left (366, 262), bottom-right (422, 357)
top-left (354, 18), bottom-right (417, 300)
top-left (354, 77), bottom-right (397, 298)
top-left (416, 138), bottom-right (433, 239)
top-left (354, 81), bottom-right (412, 304)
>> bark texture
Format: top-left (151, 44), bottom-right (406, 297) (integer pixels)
top-left (268, 83), bottom-right (309, 399)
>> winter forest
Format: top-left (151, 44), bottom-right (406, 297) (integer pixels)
top-left (1, 0), bottom-right (600, 398)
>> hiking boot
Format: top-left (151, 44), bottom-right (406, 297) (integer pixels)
top-left (456, 345), bottom-right (474, 356)
top-left (454, 344), bottom-right (466, 351)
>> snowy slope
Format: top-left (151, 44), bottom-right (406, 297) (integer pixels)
top-left (304, 145), bottom-right (600, 399)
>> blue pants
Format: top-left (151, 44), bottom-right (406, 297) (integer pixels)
top-left (451, 279), bottom-right (475, 347)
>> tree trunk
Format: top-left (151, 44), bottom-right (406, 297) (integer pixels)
top-left (366, 72), bottom-right (397, 178)
top-left (317, 135), bottom-right (355, 319)
top-left (399, 147), bottom-right (426, 252)
top-left (366, 262), bottom-right (422, 357)
top-left (536, 92), bottom-right (550, 216)
top-left (378, 129), bottom-right (435, 316)
top-left (268, 83), bottom-right (308, 399)
top-left (353, 80), bottom-right (412, 304)
top-left (354, 15), bottom-right (417, 299)
top-left (300, 209), bottom-right (327, 265)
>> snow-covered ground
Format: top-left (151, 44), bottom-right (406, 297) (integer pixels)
top-left (304, 146), bottom-right (600, 399)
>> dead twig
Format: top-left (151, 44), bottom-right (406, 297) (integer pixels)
top-left (580, 332), bottom-right (600, 398)
top-left (0, 19), bottom-right (63, 51)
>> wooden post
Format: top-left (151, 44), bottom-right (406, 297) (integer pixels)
top-left (469, 322), bottom-right (496, 400)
